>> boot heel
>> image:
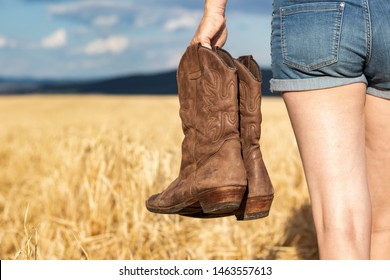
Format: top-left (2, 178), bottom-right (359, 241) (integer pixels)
top-left (198, 186), bottom-right (246, 214)
top-left (235, 194), bottom-right (274, 221)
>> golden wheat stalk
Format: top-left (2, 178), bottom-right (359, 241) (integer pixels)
top-left (0, 95), bottom-right (317, 260)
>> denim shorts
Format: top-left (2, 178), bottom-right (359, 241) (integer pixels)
top-left (270, 0), bottom-right (390, 98)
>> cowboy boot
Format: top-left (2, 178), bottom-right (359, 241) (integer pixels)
top-left (146, 44), bottom-right (247, 215)
top-left (234, 55), bottom-right (274, 220)
top-left (180, 50), bottom-right (274, 220)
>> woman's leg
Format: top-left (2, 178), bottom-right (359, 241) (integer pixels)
top-left (365, 94), bottom-right (390, 259)
top-left (283, 83), bottom-right (371, 259)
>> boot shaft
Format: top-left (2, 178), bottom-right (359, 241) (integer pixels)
top-left (235, 56), bottom-right (274, 198)
top-left (236, 55), bottom-right (263, 156)
top-left (177, 45), bottom-right (242, 170)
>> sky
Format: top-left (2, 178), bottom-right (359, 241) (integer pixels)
top-left (0, 0), bottom-right (273, 80)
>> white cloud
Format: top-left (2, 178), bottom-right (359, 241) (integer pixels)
top-left (0, 36), bottom-right (16, 48)
top-left (93, 15), bottom-right (119, 27)
top-left (47, 0), bottom-right (202, 32)
top-left (164, 15), bottom-right (199, 31)
top-left (84, 36), bottom-right (129, 55)
top-left (0, 36), bottom-right (8, 48)
top-left (41, 29), bottom-right (67, 49)
top-left (48, 1), bottom-right (135, 15)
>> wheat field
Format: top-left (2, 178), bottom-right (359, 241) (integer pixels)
top-left (0, 94), bottom-right (318, 260)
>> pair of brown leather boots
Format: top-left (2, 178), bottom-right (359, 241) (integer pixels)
top-left (146, 44), bottom-right (274, 220)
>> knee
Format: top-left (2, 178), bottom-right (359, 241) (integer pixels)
top-left (316, 205), bottom-right (371, 241)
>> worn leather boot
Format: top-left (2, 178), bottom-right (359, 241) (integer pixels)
top-left (146, 44), bottom-right (247, 215)
top-left (234, 55), bottom-right (274, 220)
top-left (180, 50), bottom-right (274, 220)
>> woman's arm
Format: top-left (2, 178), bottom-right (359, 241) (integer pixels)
top-left (190, 0), bottom-right (228, 49)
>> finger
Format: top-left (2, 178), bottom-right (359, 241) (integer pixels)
top-left (207, 26), bottom-right (226, 49)
top-left (189, 38), bottom-right (197, 46)
top-left (213, 35), bottom-right (227, 49)
top-left (190, 37), bottom-right (211, 49)
top-left (200, 40), bottom-right (212, 49)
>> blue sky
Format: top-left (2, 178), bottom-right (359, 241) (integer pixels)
top-left (0, 0), bottom-right (272, 79)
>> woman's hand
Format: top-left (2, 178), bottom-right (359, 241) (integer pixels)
top-left (190, 1), bottom-right (227, 49)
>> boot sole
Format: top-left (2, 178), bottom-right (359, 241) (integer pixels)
top-left (180, 193), bottom-right (274, 220)
top-left (146, 186), bottom-right (246, 215)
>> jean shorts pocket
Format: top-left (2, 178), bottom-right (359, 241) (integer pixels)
top-left (281, 2), bottom-right (345, 72)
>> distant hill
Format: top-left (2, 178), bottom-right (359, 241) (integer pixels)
top-left (0, 68), bottom-right (275, 96)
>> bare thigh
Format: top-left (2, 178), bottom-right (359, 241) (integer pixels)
top-left (283, 83), bottom-right (371, 259)
top-left (365, 94), bottom-right (390, 259)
